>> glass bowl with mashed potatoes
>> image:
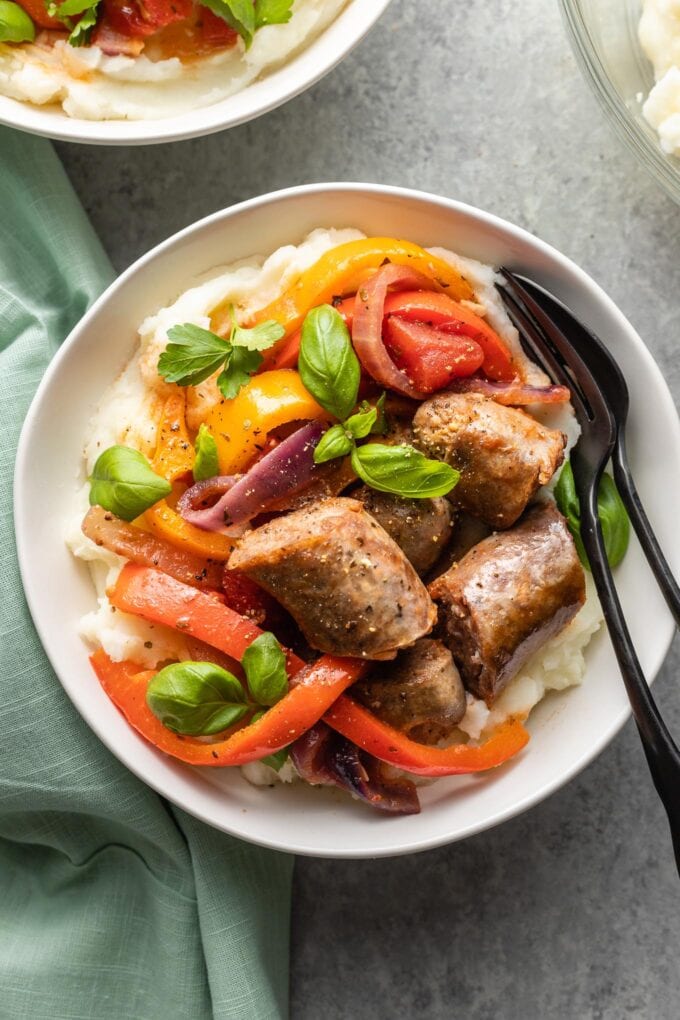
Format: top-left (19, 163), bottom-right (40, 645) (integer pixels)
top-left (560, 0), bottom-right (680, 204)
top-left (0, 0), bottom-right (391, 144)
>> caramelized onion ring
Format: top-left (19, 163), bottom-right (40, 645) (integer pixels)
top-left (446, 376), bottom-right (571, 405)
top-left (351, 264), bottom-right (440, 399)
top-left (178, 421), bottom-right (325, 534)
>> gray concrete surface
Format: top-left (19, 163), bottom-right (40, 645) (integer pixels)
top-left (56, 0), bottom-right (680, 1016)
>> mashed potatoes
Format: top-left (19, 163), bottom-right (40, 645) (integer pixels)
top-left (0, 0), bottom-right (347, 119)
top-left (640, 0), bottom-right (680, 156)
top-left (68, 226), bottom-right (602, 787)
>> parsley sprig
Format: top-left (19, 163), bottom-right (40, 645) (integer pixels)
top-left (158, 308), bottom-right (284, 401)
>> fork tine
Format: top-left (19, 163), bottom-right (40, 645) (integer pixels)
top-left (497, 280), bottom-right (592, 424)
top-left (500, 269), bottom-right (611, 421)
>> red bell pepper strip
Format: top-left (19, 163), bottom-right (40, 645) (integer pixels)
top-left (109, 563), bottom-right (306, 675)
top-left (91, 649), bottom-right (364, 766)
top-left (259, 296), bottom-right (357, 372)
top-left (324, 696), bottom-right (529, 776)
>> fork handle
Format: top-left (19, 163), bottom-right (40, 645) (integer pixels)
top-left (613, 433), bottom-right (680, 629)
top-left (579, 467), bottom-right (680, 878)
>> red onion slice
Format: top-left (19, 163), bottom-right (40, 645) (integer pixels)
top-left (446, 376), bottom-right (571, 405)
top-left (178, 420), bottom-right (325, 534)
top-left (352, 264), bottom-right (439, 399)
top-left (290, 722), bottom-right (420, 815)
top-left (177, 475), bottom-right (243, 535)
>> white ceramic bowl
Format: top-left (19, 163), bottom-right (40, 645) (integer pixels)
top-left (0, 0), bottom-right (390, 145)
top-left (15, 184), bottom-right (680, 858)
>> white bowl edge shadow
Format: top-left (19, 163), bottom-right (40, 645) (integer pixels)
top-left (14, 183), bottom-right (680, 858)
top-left (0, 0), bottom-right (391, 146)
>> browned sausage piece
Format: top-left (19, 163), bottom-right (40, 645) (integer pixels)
top-left (229, 497), bottom-right (436, 659)
top-left (352, 485), bottom-right (453, 575)
top-left (428, 502), bottom-right (585, 705)
top-left (353, 638), bottom-right (467, 744)
top-left (412, 392), bottom-right (566, 528)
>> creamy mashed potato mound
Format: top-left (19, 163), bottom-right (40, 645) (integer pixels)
top-left (0, 0), bottom-right (347, 119)
top-left (68, 226), bottom-right (603, 789)
top-left (640, 0), bottom-right (680, 156)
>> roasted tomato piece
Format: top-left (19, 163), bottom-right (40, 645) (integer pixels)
top-left (383, 291), bottom-right (515, 381)
top-left (383, 315), bottom-right (484, 393)
top-left (18, 0), bottom-right (62, 29)
top-left (199, 7), bottom-right (238, 47)
top-left (98, 0), bottom-right (191, 37)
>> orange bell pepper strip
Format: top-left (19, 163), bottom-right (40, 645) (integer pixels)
top-left (91, 649), bottom-right (364, 766)
top-left (214, 238), bottom-right (475, 342)
top-left (145, 496), bottom-right (235, 560)
top-left (203, 369), bottom-right (328, 475)
top-left (324, 697), bottom-right (529, 776)
top-left (144, 391), bottom-right (234, 560)
top-left (109, 563), bottom-right (306, 675)
top-left (152, 392), bottom-right (195, 481)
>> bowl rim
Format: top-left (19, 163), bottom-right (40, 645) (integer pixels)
top-left (558, 0), bottom-right (680, 204)
top-left (14, 182), bottom-right (680, 857)
top-left (0, 0), bottom-right (391, 146)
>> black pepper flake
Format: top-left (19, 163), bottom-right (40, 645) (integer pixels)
top-left (144, 641), bottom-right (153, 649)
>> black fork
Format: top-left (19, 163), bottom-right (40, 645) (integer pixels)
top-left (498, 270), bottom-right (680, 877)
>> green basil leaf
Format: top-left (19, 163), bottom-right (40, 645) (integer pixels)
top-left (372, 392), bottom-right (388, 435)
top-left (146, 661), bottom-right (248, 736)
top-left (232, 318), bottom-right (285, 352)
top-left (555, 460), bottom-right (630, 570)
top-left (67, 3), bottom-right (98, 44)
top-left (597, 473), bottom-right (630, 568)
top-left (254, 0), bottom-right (292, 29)
top-left (193, 423), bottom-right (220, 482)
top-left (313, 424), bottom-right (354, 465)
top-left (345, 405), bottom-right (377, 440)
top-left (0, 1), bottom-right (35, 42)
top-left (352, 443), bottom-right (459, 499)
top-left (158, 324), bottom-right (231, 386)
top-left (242, 632), bottom-right (288, 707)
top-left (217, 346), bottom-right (263, 400)
top-left (260, 748), bottom-right (289, 771)
top-left (89, 446), bottom-right (171, 522)
top-left (299, 304), bottom-right (360, 420)
top-left (198, 0), bottom-right (255, 46)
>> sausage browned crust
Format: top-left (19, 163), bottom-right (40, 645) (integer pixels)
top-left (353, 638), bottom-right (466, 744)
top-left (229, 497), bottom-right (436, 659)
top-left (412, 392), bottom-right (566, 528)
top-left (428, 502), bottom-right (585, 704)
top-left (352, 485), bottom-right (453, 575)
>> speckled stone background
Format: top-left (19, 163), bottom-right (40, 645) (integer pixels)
top-left (55, 0), bottom-right (680, 1016)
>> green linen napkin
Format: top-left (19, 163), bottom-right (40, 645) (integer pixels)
top-left (0, 127), bottom-right (293, 1020)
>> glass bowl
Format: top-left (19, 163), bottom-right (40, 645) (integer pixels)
top-left (559, 0), bottom-right (680, 203)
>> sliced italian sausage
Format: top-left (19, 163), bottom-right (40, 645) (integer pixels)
top-left (353, 638), bottom-right (467, 744)
top-left (352, 485), bottom-right (453, 575)
top-left (229, 497), bottom-right (436, 659)
top-left (428, 502), bottom-right (585, 704)
top-left (412, 392), bottom-right (566, 528)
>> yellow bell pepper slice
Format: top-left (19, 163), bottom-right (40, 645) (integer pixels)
top-left (204, 369), bottom-right (328, 475)
top-left (211, 237), bottom-right (474, 339)
top-left (145, 490), bottom-right (235, 559)
top-left (144, 390), bottom-right (234, 560)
